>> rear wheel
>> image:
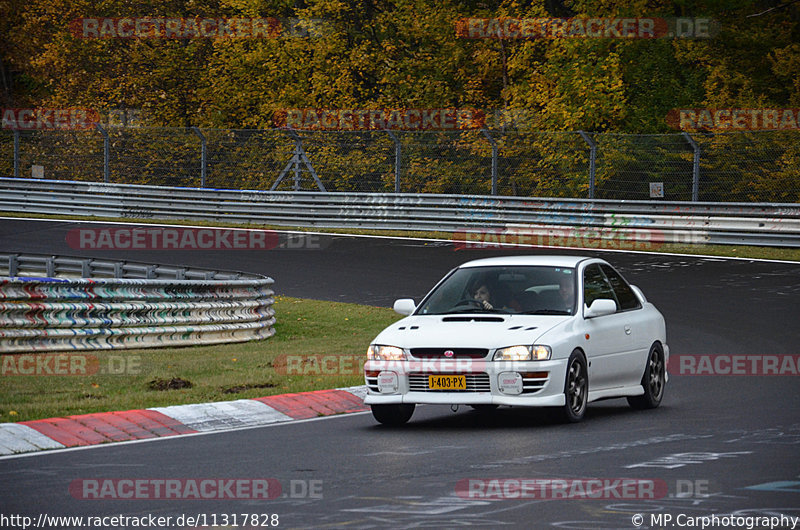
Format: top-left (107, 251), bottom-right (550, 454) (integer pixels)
top-left (627, 343), bottom-right (665, 410)
top-left (555, 351), bottom-right (588, 423)
top-left (371, 404), bottom-right (415, 425)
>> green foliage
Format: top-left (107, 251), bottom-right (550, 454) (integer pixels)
top-left (2, 0), bottom-right (798, 200)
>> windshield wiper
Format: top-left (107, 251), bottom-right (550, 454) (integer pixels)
top-left (521, 309), bottom-right (571, 315)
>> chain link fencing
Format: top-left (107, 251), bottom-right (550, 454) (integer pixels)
top-left (1, 127), bottom-right (797, 202)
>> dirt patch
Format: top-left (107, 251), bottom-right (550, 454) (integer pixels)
top-left (222, 382), bottom-right (277, 394)
top-left (148, 377), bottom-right (194, 391)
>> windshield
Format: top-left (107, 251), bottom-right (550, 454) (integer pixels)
top-left (417, 265), bottom-right (576, 315)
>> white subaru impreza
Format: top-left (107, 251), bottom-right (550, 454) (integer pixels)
top-left (364, 255), bottom-right (668, 425)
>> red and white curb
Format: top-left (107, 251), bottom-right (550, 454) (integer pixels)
top-left (0, 386), bottom-right (367, 457)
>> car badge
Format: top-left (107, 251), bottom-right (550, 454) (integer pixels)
top-left (444, 350), bottom-right (455, 358)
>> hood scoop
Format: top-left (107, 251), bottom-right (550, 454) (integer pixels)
top-left (441, 316), bottom-right (505, 323)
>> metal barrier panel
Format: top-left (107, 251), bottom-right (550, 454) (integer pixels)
top-left (0, 178), bottom-right (798, 246)
top-left (0, 255), bottom-right (275, 353)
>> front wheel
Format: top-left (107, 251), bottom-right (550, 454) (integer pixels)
top-left (371, 404), bottom-right (415, 425)
top-left (554, 351), bottom-right (588, 423)
top-left (627, 343), bottom-right (665, 410)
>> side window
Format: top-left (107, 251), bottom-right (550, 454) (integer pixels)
top-left (601, 265), bottom-right (642, 311)
top-left (583, 264), bottom-right (617, 309)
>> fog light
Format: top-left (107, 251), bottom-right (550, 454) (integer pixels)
top-left (378, 371), bottom-right (399, 393)
top-left (498, 372), bottom-right (523, 395)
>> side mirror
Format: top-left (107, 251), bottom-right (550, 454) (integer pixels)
top-left (393, 298), bottom-right (416, 316)
top-left (584, 298), bottom-right (617, 318)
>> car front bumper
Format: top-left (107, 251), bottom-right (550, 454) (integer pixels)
top-left (363, 358), bottom-right (568, 407)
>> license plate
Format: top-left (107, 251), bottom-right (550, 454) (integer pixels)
top-left (428, 375), bottom-right (466, 390)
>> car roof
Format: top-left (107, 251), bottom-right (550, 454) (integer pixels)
top-left (458, 255), bottom-right (596, 268)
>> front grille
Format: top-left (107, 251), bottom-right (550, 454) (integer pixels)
top-left (408, 373), bottom-right (491, 392)
top-left (410, 348), bottom-right (489, 359)
top-left (365, 375), bottom-right (379, 392)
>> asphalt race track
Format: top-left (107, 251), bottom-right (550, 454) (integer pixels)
top-left (2, 218), bottom-right (800, 529)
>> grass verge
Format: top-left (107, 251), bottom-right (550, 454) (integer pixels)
top-left (0, 296), bottom-right (401, 423)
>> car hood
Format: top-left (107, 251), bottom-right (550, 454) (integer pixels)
top-left (372, 314), bottom-right (571, 350)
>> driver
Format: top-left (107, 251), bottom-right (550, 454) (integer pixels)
top-left (471, 281), bottom-right (521, 312)
top-left (472, 283), bottom-right (494, 310)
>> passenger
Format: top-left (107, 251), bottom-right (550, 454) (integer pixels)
top-left (558, 274), bottom-right (575, 310)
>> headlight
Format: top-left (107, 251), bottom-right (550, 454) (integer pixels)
top-left (367, 344), bottom-right (406, 361)
top-left (493, 345), bottom-right (551, 361)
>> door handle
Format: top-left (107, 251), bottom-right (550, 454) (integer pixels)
top-left (624, 325), bottom-right (631, 335)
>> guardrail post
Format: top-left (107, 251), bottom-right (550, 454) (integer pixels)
top-left (481, 129), bottom-right (498, 195)
top-left (96, 124), bottom-right (110, 183)
top-left (682, 132), bottom-right (700, 202)
top-left (113, 262), bottom-right (123, 278)
top-left (13, 129), bottom-right (20, 178)
top-left (192, 126), bottom-right (207, 188)
top-left (385, 129), bottom-right (401, 193)
top-left (81, 259), bottom-right (91, 277)
top-left (46, 256), bottom-right (55, 278)
top-left (578, 131), bottom-right (597, 199)
top-left (9, 254), bottom-right (18, 276)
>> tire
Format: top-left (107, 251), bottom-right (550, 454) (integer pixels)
top-left (370, 404), bottom-right (415, 425)
top-left (627, 343), bottom-right (665, 410)
top-left (554, 350), bottom-right (588, 423)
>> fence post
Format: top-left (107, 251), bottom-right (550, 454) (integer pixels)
top-left (385, 129), bottom-right (401, 192)
top-left (192, 126), bottom-right (207, 188)
top-left (578, 130), bottom-right (596, 199)
top-left (481, 129), bottom-right (498, 195)
top-left (682, 132), bottom-right (700, 202)
top-left (96, 124), bottom-right (110, 183)
top-left (13, 129), bottom-right (20, 178)
top-left (272, 130), bottom-right (326, 191)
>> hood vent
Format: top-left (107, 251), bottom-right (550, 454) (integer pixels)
top-left (441, 316), bottom-right (505, 323)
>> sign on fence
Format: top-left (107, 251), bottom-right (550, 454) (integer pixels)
top-left (649, 182), bottom-right (664, 198)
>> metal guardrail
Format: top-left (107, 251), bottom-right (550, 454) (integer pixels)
top-left (0, 253), bottom-right (275, 352)
top-left (0, 252), bottom-right (260, 280)
top-left (0, 178), bottom-right (799, 247)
